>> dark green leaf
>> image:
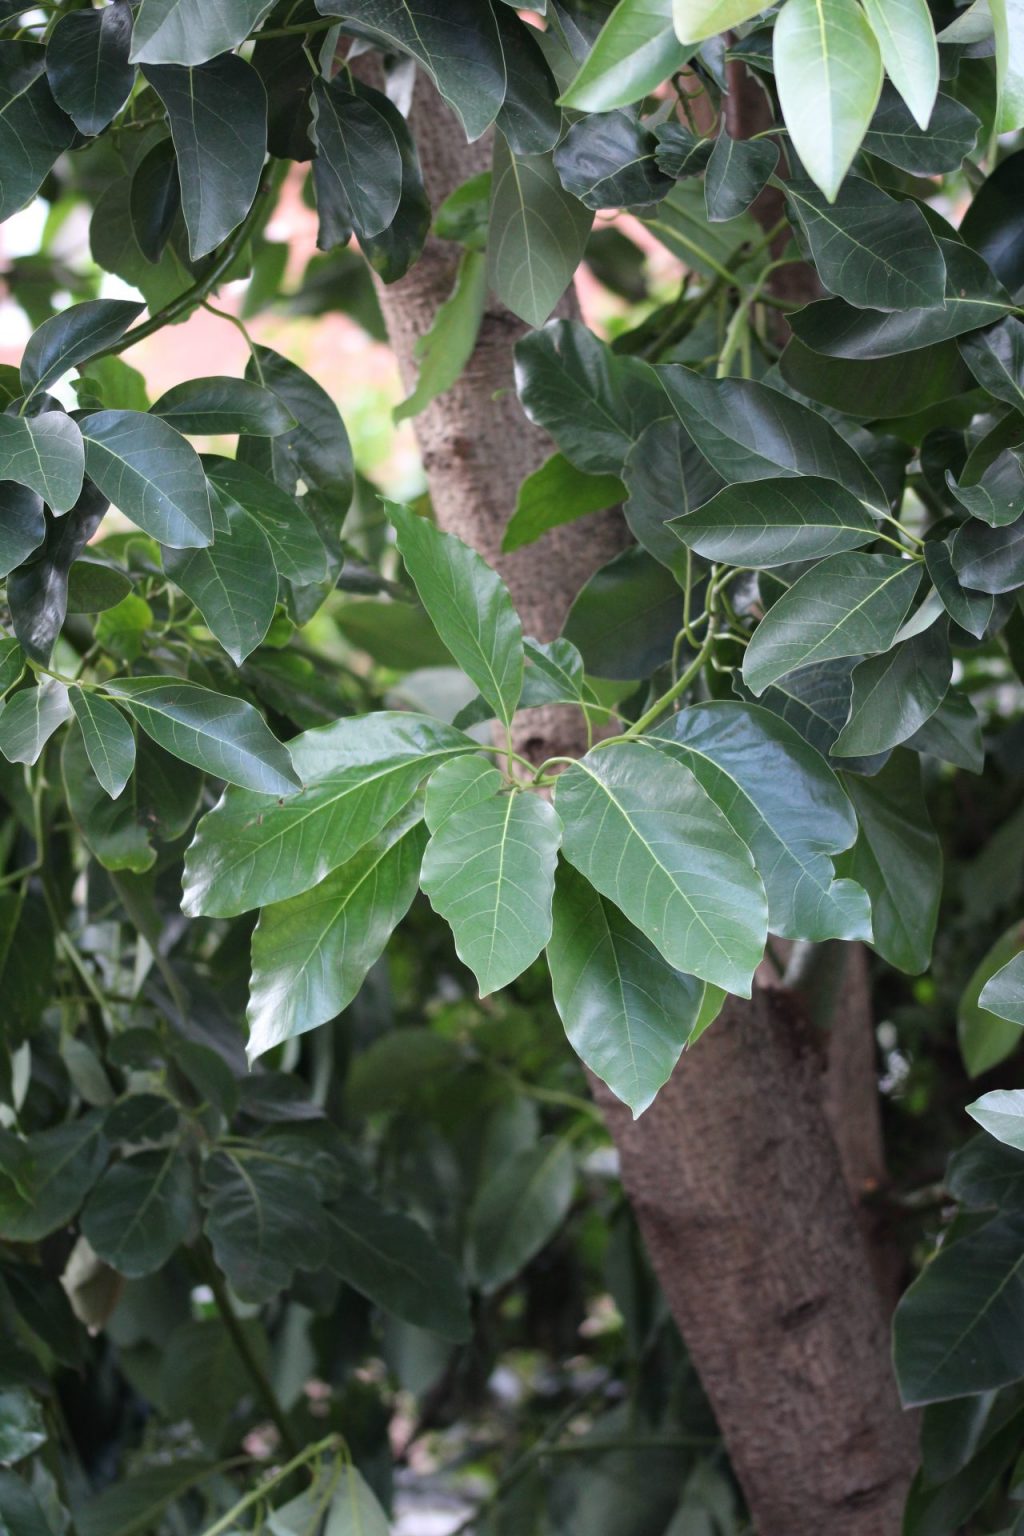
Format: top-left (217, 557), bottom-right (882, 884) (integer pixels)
top-left (163, 487), bottom-right (277, 664)
top-left (63, 722), bottom-right (155, 871)
top-left (493, 3), bottom-right (562, 156)
top-left (201, 1147), bottom-right (326, 1303)
top-left (143, 55), bottom-right (267, 261)
top-left (952, 514), bottom-right (1024, 594)
top-left (70, 687), bottom-right (136, 800)
top-left (0, 1468), bottom-right (55, 1536)
top-left (0, 42), bottom-right (75, 223)
top-left (959, 926), bottom-right (1024, 1077)
top-left (553, 110), bottom-right (673, 210)
top-left (66, 560), bottom-right (132, 614)
top-left (948, 1133), bottom-right (1024, 1213)
top-left (862, 83), bottom-right (979, 174)
top-left (948, 446), bottom-right (1024, 528)
top-left (670, 476), bottom-right (878, 567)
top-left (906, 690), bottom-right (984, 774)
top-left (780, 335), bottom-right (972, 420)
top-left (45, 0), bottom-right (134, 136)
top-left (488, 134), bottom-right (593, 327)
top-left (311, 77), bottom-right (402, 246)
top-left (961, 147), bottom-right (1024, 293)
top-left (832, 620), bottom-right (952, 756)
top-left (705, 131), bottom-right (777, 222)
top-left (21, 300), bottom-right (142, 399)
top-left (926, 534), bottom-right (1006, 639)
top-left (105, 677), bottom-right (299, 794)
top-left (81, 1147), bottom-right (194, 1278)
top-left (560, 0), bottom-right (693, 113)
top-left (502, 452), bottom-right (623, 553)
top-left (129, 135), bottom-right (180, 265)
top-left (160, 1317), bottom-right (268, 1448)
top-left (0, 679), bottom-right (71, 765)
top-left (652, 120), bottom-right (714, 178)
top-left (0, 483), bottom-right (44, 578)
top-left (204, 454), bottom-right (327, 587)
top-left (7, 481), bottom-right (108, 663)
top-left (150, 377), bottom-right (295, 436)
top-left (81, 409), bottom-right (213, 548)
top-left (130, 0), bottom-right (277, 64)
top-left (76, 1462), bottom-right (217, 1536)
top-left (252, 22), bottom-right (313, 161)
top-left (960, 317), bottom-right (1024, 417)
top-left (0, 412), bottom-right (84, 514)
top-left (469, 1137), bottom-right (575, 1293)
top-left (623, 417), bottom-right (722, 573)
top-left (357, 83), bottom-right (431, 285)
top-left (0, 1112), bottom-right (107, 1242)
top-left (0, 1391), bottom-right (45, 1465)
top-left (563, 545), bottom-right (682, 680)
top-left (785, 178), bottom-right (947, 311)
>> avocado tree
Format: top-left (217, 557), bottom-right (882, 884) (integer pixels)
top-left (1, 1), bottom-right (1024, 1533)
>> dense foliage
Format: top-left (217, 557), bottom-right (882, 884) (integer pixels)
top-left (2, 0), bottom-right (1024, 1530)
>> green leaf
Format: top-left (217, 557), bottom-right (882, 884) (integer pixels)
top-left (129, 0), bottom-right (276, 64)
top-left (388, 501), bottom-right (524, 730)
top-left (862, 85), bottom-right (979, 175)
top-left (183, 713), bottom-right (476, 917)
top-left (129, 135), bottom-right (180, 264)
top-left (651, 701), bottom-right (872, 943)
top-left (832, 620), bottom-right (952, 757)
top-left (980, 952), bottom-right (1024, 1025)
top-left (394, 249), bottom-right (488, 424)
top-left (0, 679), bottom-right (71, 766)
top-left (0, 412), bottom-right (84, 515)
top-left (893, 1213), bottom-right (1024, 1404)
top-left (515, 319), bottom-right (668, 475)
top-left (488, 133), bottom-right (593, 327)
top-left (160, 1317), bottom-right (269, 1450)
top-left (948, 448), bottom-right (1024, 528)
top-left (66, 560), bottom-right (132, 614)
top-left (323, 1468), bottom-right (390, 1536)
top-left (925, 535), bottom-right (1006, 640)
top-left (45, 0), bottom-right (135, 136)
top-left (785, 178), bottom-right (947, 311)
top-left (671, 0), bottom-right (766, 45)
top-left (838, 752), bottom-right (941, 973)
top-left (992, 0), bottom-right (1024, 133)
top-left (142, 55), bottom-right (267, 261)
top-left (548, 860), bottom-right (712, 1116)
top-left (469, 1137), bottom-right (575, 1293)
top-left (356, 83), bottom-right (431, 285)
top-left (310, 76), bottom-right (402, 244)
top-left (0, 1112), bottom-right (107, 1241)
top-left (705, 132), bottom-right (778, 222)
top-left (62, 724), bottom-right (154, 872)
top-left (907, 690), bottom-right (984, 774)
top-left (774, 0), bottom-right (883, 202)
top-left (421, 786), bottom-right (562, 996)
top-left (204, 455), bottom-right (327, 587)
top-left (860, 0), bottom-right (938, 130)
top-left (81, 1147), bottom-right (194, 1279)
top-left (502, 452), bottom-right (624, 553)
top-left (952, 516), bottom-right (1024, 594)
top-left (0, 1390), bottom-right (45, 1466)
top-left (423, 755), bottom-right (505, 828)
top-left (960, 317), bottom-right (1024, 417)
top-left (959, 926), bottom-right (1024, 1076)
top-left (0, 42), bottom-right (76, 223)
top-left (21, 300), bottom-right (142, 400)
top-left (163, 487), bottom-right (278, 664)
top-left (560, 0), bottom-right (693, 113)
top-left (70, 687), bottom-right (135, 800)
top-left (623, 418), bottom-right (722, 574)
top-left (0, 1468), bottom-right (54, 1536)
top-left (948, 1132), bottom-right (1024, 1212)
top-left (81, 410), bottom-right (213, 548)
top-left (554, 111), bottom-right (674, 211)
top-left (780, 334), bottom-right (972, 420)
top-left (323, 1192), bottom-right (471, 1341)
top-left (0, 483), bottom-right (45, 578)
top-left (201, 1146), bottom-right (326, 1303)
top-left (555, 740), bottom-right (767, 995)
top-left (150, 377), bottom-right (296, 436)
top-left (742, 552), bottom-right (921, 696)
top-left (968, 1090), bottom-right (1024, 1151)
top-left (563, 545), bottom-right (682, 680)
top-left (7, 482), bottom-right (109, 664)
top-left (493, 4), bottom-right (562, 157)
top-left (247, 812), bottom-right (427, 1060)
top-left (313, 0), bottom-right (506, 141)
top-left (76, 1462), bottom-right (217, 1536)
top-left (104, 678), bottom-right (299, 795)
top-left (0, 638), bottom-right (24, 698)
top-left (670, 475), bottom-right (877, 567)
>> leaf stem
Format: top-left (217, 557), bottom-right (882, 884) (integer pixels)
top-left (198, 1435), bottom-right (345, 1536)
top-left (620, 619), bottom-right (719, 740)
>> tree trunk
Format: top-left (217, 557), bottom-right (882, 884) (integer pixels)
top-left (371, 74), bottom-right (917, 1535)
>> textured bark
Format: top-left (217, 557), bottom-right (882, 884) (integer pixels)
top-left (371, 72), bottom-right (916, 1536)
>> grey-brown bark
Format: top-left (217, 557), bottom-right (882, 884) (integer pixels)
top-left (371, 72), bottom-right (917, 1536)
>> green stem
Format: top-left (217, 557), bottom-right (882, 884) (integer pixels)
top-left (199, 1435), bottom-right (345, 1536)
top-left (200, 1246), bottom-right (301, 1458)
top-left (620, 620), bottom-right (719, 739)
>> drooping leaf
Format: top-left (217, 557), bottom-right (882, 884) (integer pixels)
top-left (838, 752), bottom-right (941, 973)
top-left (183, 713), bottom-right (476, 917)
top-left (502, 452), bottom-right (624, 552)
top-left (130, 0), bottom-right (277, 65)
top-left (832, 620), bottom-right (952, 757)
top-left (129, 135), bottom-right (180, 265)
top-left (784, 178), bottom-right (947, 311)
top-left (951, 515), bottom-right (1024, 594)
top-left (160, 1317), bottom-right (269, 1449)
top-left (45, 0), bottom-right (135, 136)
top-left (671, 0), bottom-right (766, 45)
top-left (247, 812), bottom-right (427, 1060)
top-left (76, 1462), bottom-right (218, 1536)
top-left (563, 544), bottom-right (682, 680)
top-left (81, 410), bottom-right (213, 548)
top-left (323, 1468), bottom-right (390, 1536)
top-left (142, 55), bottom-right (267, 261)
top-left (670, 475), bottom-right (877, 567)
top-left (555, 740), bottom-right (768, 995)
top-left (0, 42), bottom-right (76, 224)
top-left (0, 679), bottom-right (71, 766)
top-left (548, 859), bottom-right (716, 1116)
top-left (310, 76), bottom-right (403, 245)
top-left (554, 110), bottom-right (674, 210)
top-left (860, 0), bottom-right (938, 130)
top-left (21, 300), bottom-right (143, 400)
top-left (651, 701), bottom-right (872, 943)
top-left (323, 1191), bottom-right (471, 1341)
top-left (388, 501), bottom-right (524, 730)
top-left (488, 133), bottom-right (593, 327)
top-left (0, 1468), bottom-right (54, 1536)
top-left (493, 3), bottom-right (562, 156)
top-left (560, 0), bottom-right (693, 113)
top-left (704, 131), bottom-right (777, 222)
top-left (81, 1147), bottom-right (194, 1278)
top-left (948, 446), bottom-right (1024, 529)
top-left (780, 333), bottom-right (971, 420)
top-left (356, 82), bottom-right (431, 285)
top-left (62, 724), bottom-right (154, 872)
top-left (0, 483), bottom-right (45, 580)
top-left (0, 1112), bottom-right (107, 1242)
top-left (907, 690), bottom-right (984, 774)
top-left (104, 678), bottom-right (299, 795)
top-left (992, 0), bottom-right (1024, 134)
top-left (163, 488), bottom-right (278, 664)
top-left (7, 481), bottom-right (108, 664)
top-left (204, 455), bottom-right (327, 587)
top-left (925, 534), bottom-right (1008, 639)
top-left (623, 417), bottom-right (722, 573)
top-left (70, 688), bottom-right (135, 800)
top-left (0, 412), bottom-right (84, 515)
top-left (150, 377), bottom-right (296, 436)
top-left (861, 84), bottom-right (979, 175)
top-left (201, 1147), bottom-right (326, 1304)
top-left (469, 1137), bottom-right (575, 1293)
top-left (960, 317), bottom-right (1024, 418)
top-left (421, 787), bottom-right (562, 996)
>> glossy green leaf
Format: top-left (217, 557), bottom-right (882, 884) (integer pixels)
top-left (832, 620), bottom-right (951, 757)
top-left (780, 334), bottom-right (971, 420)
top-left (388, 500), bottom-right (524, 730)
top-left (968, 1090), bottom-right (1024, 1151)
top-left (469, 1137), bottom-right (575, 1293)
top-left (492, 4), bottom-right (562, 157)
top-left (183, 713), bottom-right (475, 917)
top-left (705, 132), bottom-right (777, 222)
top-left (959, 927), bottom-right (1024, 1076)
top-left (952, 516), bottom-right (1024, 594)
top-left (0, 1391), bottom-right (45, 1466)
top-left (7, 482), bottom-right (108, 664)
top-left (556, 740), bottom-right (768, 995)
top-left (324, 1192), bottom-right (471, 1341)
top-left (21, 300), bottom-right (142, 400)
top-left (548, 859), bottom-right (718, 1116)
top-left (143, 55), bottom-right (267, 261)
top-left (62, 724), bottom-right (154, 872)
top-left (785, 178), bottom-right (946, 311)
top-left (838, 752), bottom-right (941, 973)
top-left (563, 545), bottom-right (682, 680)
top-left (81, 1147), bottom-right (193, 1279)
top-left (862, 84), bottom-right (979, 174)
top-left (150, 377), bottom-right (296, 436)
top-left (0, 638), bottom-right (24, 699)
top-left (70, 687), bottom-right (135, 800)
top-left (130, 0), bottom-right (277, 65)
top-left (314, 0), bottom-right (506, 141)
top-left (104, 678), bottom-right (299, 795)
top-left (356, 83), bottom-right (431, 285)
top-left (502, 452), bottom-right (624, 553)
top-left (774, 0), bottom-right (882, 200)
top-left (0, 42), bottom-right (76, 223)
top-left (129, 135), bottom-right (180, 265)
top-left (642, 175), bottom-right (761, 277)
top-left (311, 76), bottom-right (403, 245)
top-left (0, 679), bottom-right (71, 766)
top-left (652, 701), bottom-right (872, 943)
top-left (163, 489), bottom-right (278, 664)
top-left (204, 455), bottom-right (327, 587)
top-left (0, 483), bottom-right (45, 578)
top-left (906, 690), bottom-right (984, 774)
top-left (247, 812), bottom-right (427, 1059)
top-left (992, 0), bottom-right (1024, 133)
top-left (671, 0), bottom-right (766, 45)
top-left (0, 1469), bottom-right (54, 1536)
top-left (554, 111), bottom-right (673, 211)
top-left (81, 410), bottom-right (213, 548)
top-left (948, 1132), bottom-right (1024, 1213)
top-left (861, 0), bottom-right (938, 130)
top-left (423, 755), bottom-right (504, 830)
top-left (670, 476), bottom-right (877, 567)
top-left (395, 249), bottom-right (488, 424)
top-left (45, 0), bottom-right (135, 136)
top-left (488, 134), bottom-right (593, 327)
top-left (894, 1213), bottom-right (1024, 1404)
top-left (560, 0), bottom-right (693, 113)
top-left (201, 1147), bottom-right (327, 1304)
top-left (925, 535), bottom-right (1006, 639)
top-left (0, 1112), bottom-right (107, 1242)
top-left (0, 412), bottom-right (84, 515)
top-left (421, 787), bottom-right (562, 996)
top-left (948, 446), bottom-right (1024, 528)
top-left (623, 417), bottom-right (721, 573)
top-left (743, 553), bottom-right (921, 696)
top-left (960, 317), bottom-right (1024, 417)
top-left (980, 952), bottom-right (1024, 1025)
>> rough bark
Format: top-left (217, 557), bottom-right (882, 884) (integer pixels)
top-left (371, 72), bottom-right (917, 1536)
